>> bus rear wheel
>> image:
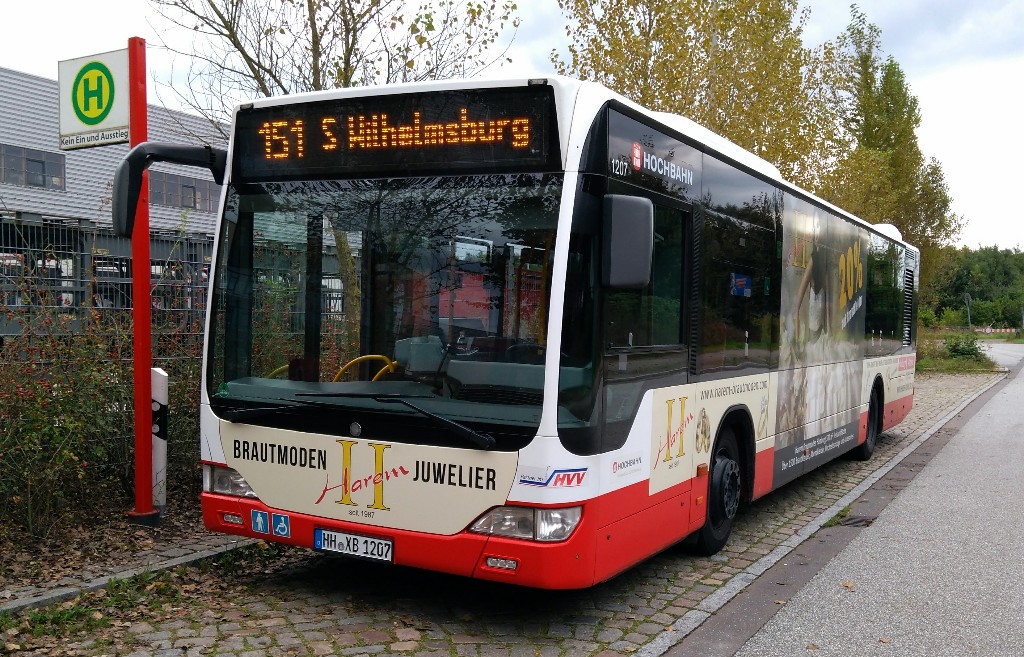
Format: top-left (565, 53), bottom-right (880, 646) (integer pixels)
top-left (850, 387), bottom-right (881, 461)
top-left (692, 426), bottom-right (742, 556)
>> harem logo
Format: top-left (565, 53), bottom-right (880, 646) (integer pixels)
top-left (315, 440), bottom-right (410, 510)
top-left (655, 397), bottom-right (692, 469)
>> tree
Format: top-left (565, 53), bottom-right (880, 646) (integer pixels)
top-left (150, 0), bottom-right (520, 132)
top-left (815, 7), bottom-right (963, 299)
top-left (551, 0), bottom-right (841, 188)
top-left (149, 0), bottom-right (520, 364)
top-left (926, 245), bottom-right (1024, 327)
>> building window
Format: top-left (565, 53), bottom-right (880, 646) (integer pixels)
top-left (26, 158), bottom-right (45, 187)
top-left (149, 171), bottom-right (220, 212)
top-left (181, 184), bottom-right (196, 209)
top-left (0, 144), bottom-right (65, 190)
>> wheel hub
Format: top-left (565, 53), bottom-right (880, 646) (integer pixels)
top-left (713, 457), bottom-right (741, 520)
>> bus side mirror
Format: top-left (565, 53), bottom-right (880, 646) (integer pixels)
top-left (112, 148), bottom-right (146, 238)
top-left (602, 194), bottom-right (653, 288)
top-left (112, 142), bottom-right (228, 238)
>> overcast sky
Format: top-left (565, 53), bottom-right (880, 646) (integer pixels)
top-left (2, 1), bottom-right (1022, 249)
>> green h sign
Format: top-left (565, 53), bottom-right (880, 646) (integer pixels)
top-left (71, 61), bottom-right (115, 126)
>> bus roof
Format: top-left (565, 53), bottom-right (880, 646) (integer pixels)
top-left (232, 75), bottom-right (917, 251)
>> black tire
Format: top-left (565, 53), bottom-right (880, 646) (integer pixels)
top-left (692, 426), bottom-right (742, 556)
top-left (850, 387), bottom-right (881, 461)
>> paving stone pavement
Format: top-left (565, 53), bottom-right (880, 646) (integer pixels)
top-left (3, 371), bottom-right (1003, 657)
top-left (0, 532), bottom-right (253, 615)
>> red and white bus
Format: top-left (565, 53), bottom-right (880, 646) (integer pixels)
top-left (113, 76), bottom-right (917, 589)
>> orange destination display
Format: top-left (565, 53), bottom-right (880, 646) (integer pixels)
top-left (233, 86), bottom-right (559, 181)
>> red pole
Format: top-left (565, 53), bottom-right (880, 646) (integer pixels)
top-left (126, 36), bottom-right (158, 525)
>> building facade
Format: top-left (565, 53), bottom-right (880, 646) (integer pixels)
top-left (1, 66), bottom-right (225, 334)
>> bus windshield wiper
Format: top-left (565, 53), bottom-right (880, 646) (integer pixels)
top-left (374, 396), bottom-right (496, 450)
top-left (213, 398), bottom-right (338, 422)
top-left (295, 392), bottom-right (496, 450)
top-left (215, 393), bottom-right (428, 422)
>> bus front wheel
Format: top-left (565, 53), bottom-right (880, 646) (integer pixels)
top-left (693, 426), bottom-right (742, 555)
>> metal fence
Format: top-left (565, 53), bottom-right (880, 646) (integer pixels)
top-left (1, 216), bottom-right (213, 352)
top-left (0, 216), bottom-right (213, 527)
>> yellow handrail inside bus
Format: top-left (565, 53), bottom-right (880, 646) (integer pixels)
top-left (333, 354), bottom-right (397, 382)
top-left (266, 364), bottom-right (289, 379)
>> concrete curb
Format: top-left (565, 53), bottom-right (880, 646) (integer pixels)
top-left (1, 538), bottom-right (254, 615)
top-left (637, 371), bottom-right (1007, 657)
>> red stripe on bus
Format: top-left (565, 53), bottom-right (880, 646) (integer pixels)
top-left (752, 447), bottom-right (774, 500)
top-left (202, 475), bottom-right (707, 589)
top-left (883, 394), bottom-right (914, 431)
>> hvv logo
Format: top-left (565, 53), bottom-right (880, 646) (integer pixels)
top-left (519, 467), bottom-right (588, 488)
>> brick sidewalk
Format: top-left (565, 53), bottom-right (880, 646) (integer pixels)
top-left (0, 525), bottom-right (251, 614)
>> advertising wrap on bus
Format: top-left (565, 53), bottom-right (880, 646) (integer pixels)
top-left (775, 195), bottom-right (870, 486)
top-left (221, 423), bottom-right (517, 535)
top-left (648, 374), bottom-right (770, 497)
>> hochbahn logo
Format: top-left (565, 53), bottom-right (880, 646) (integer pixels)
top-left (71, 62), bottom-right (116, 126)
top-left (629, 141), bottom-right (695, 186)
top-left (632, 142), bottom-right (643, 170)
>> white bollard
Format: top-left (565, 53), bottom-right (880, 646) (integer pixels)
top-left (151, 368), bottom-right (168, 515)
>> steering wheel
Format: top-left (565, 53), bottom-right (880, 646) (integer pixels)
top-left (333, 354), bottom-right (397, 382)
top-left (504, 343), bottom-right (547, 364)
top-left (504, 343), bottom-right (573, 366)
top-left (266, 364), bottom-right (289, 379)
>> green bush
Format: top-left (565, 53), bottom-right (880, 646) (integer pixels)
top-left (0, 308), bottom-right (134, 538)
top-left (944, 332), bottom-right (983, 358)
top-left (938, 307), bottom-right (966, 327)
top-left (1, 263), bottom-right (204, 542)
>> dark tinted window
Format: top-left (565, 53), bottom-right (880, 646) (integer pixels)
top-left (604, 204), bottom-right (685, 349)
top-left (865, 234), bottom-right (903, 355)
top-left (697, 156), bottom-right (780, 376)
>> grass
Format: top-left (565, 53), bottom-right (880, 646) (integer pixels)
top-left (0, 598), bottom-right (109, 638)
top-left (916, 329), bottom-right (999, 373)
top-left (0, 569), bottom-right (187, 647)
top-left (823, 505), bottom-right (852, 528)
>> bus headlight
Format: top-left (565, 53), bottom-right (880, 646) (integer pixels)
top-left (204, 464), bottom-right (258, 498)
top-left (535, 507), bottom-right (583, 542)
top-left (469, 506), bottom-right (581, 542)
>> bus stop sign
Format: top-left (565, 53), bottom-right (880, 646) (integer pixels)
top-left (58, 49), bottom-right (130, 150)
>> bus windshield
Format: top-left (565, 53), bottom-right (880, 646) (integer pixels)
top-left (207, 173), bottom-right (564, 446)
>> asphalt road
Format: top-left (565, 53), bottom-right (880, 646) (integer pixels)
top-left (732, 343), bottom-right (1024, 656)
